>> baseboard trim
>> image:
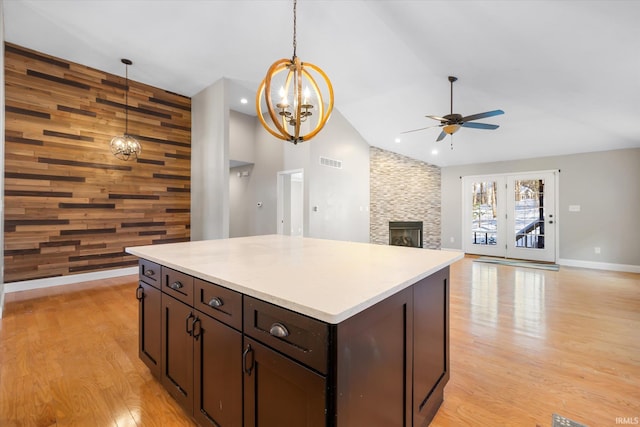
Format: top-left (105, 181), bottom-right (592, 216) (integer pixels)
top-left (558, 258), bottom-right (640, 273)
top-left (440, 247), bottom-right (465, 252)
top-left (5, 267), bottom-right (138, 293)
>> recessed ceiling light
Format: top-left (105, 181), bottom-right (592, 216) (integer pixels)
top-left (394, 137), bottom-right (401, 143)
top-left (431, 149), bottom-right (439, 155)
top-left (240, 98), bottom-right (248, 104)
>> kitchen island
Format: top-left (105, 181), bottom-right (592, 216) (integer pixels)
top-left (127, 235), bottom-right (463, 427)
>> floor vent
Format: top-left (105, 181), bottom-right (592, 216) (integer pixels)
top-left (319, 156), bottom-right (342, 169)
top-left (552, 414), bottom-right (588, 427)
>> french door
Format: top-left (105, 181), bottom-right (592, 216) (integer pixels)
top-left (463, 171), bottom-right (557, 262)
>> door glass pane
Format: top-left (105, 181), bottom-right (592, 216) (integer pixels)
top-left (514, 179), bottom-right (545, 249)
top-left (471, 181), bottom-right (498, 246)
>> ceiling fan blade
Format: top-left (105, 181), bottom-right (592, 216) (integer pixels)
top-left (461, 122), bottom-right (499, 130)
top-left (400, 125), bottom-right (441, 134)
top-left (436, 130), bottom-right (447, 142)
top-left (461, 109), bottom-right (504, 122)
top-left (426, 115), bottom-right (448, 122)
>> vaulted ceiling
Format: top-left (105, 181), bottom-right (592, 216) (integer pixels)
top-left (4, 0), bottom-right (639, 166)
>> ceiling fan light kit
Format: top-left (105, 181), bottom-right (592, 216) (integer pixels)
top-left (402, 75), bottom-right (504, 148)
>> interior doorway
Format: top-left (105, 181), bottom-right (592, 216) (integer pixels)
top-left (276, 169), bottom-right (304, 236)
top-left (462, 171), bottom-right (558, 262)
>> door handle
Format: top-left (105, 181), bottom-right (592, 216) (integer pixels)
top-left (135, 285), bottom-right (144, 301)
top-left (185, 312), bottom-right (195, 336)
top-left (242, 344), bottom-right (254, 376)
top-left (192, 317), bottom-right (201, 341)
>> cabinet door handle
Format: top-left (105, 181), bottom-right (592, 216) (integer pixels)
top-left (143, 269), bottom-right (155, 277)
top-left (169, 281), bottom-right (183, 290)
top-left (208, 297), bottom-right (223, 308)
top-left (242, 344), bottom-right (254, 376)
top-left (269, 322), bottom-right (289, 338)
top-left (192, 317), bottom-right (202, 341)
top-left (186, 312), bottom-right (195, 336)
top-left (135, 285), bottom-right (144, 301)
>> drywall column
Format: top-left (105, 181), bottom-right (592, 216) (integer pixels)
top-left (191, 78), bottom-right (230, 240)
top-left (1, 0), bottom-right (6, 317)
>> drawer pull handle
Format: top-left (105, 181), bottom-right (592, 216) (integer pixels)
top-left (269, 323), bottom-right (289, 338)
top-left (169, 281), bottom-right (183, 290)
top-left (208, 297), bottom-right (223, 308)
top-left (143, 269), bottom-right (155, 277)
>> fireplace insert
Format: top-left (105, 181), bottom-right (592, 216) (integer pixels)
top-left (389, 221), bottom-right (423, 248)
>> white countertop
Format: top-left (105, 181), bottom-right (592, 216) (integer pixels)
top-left (126, 235), bottom-right (463, 324)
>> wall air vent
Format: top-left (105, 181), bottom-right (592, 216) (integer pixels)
top-left (319, 156), bottom-right (342, 169)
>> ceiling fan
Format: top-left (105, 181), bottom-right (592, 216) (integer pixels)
top-left (402, 76), bottom-right (504, 142)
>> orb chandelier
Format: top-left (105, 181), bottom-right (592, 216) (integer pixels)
top-left (110, 59), bottom-right (141, 161)
top-left (256, 0), bottom-right (334, 144)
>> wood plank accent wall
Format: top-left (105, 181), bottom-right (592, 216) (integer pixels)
top-left (4, 43), bottom-right (191, 283)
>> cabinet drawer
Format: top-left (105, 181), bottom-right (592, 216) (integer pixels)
top-left (139, 259), bottom-right (161, 289)
top-left (162, 267), bottom-right (194, 305)
top-left (244, 296), bottom-right (328, 374)
top-left (194, 279), bottom-right (242, 331)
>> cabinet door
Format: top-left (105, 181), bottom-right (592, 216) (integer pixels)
top-left (161, 294), bottom-right (194, 415)
top-left (243, 338), bottom-right (326, 427)
top-left (193, 312), bottom-right (243, 427)
top-left (413, 267), bottom-right (450, 425)
top-left (137, 282), bottom-right (161, 378)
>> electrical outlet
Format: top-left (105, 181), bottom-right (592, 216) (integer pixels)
top-left (594, 247), bottom-right (601, 254)
top-left (450, 237), bottom-right (455, 243)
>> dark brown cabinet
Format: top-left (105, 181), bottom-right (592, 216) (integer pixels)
top-left (161, 293), bottom-right (195, 413)
top-left (193, 278), bottom-right (243, 426)
top-left (136, 260), bottom-right (162, 378)
top-left (154, 264), bottom-right (243, 426)
top-left (242, 338), bottom-right (326, 427)
top-left (413, 267), bottom-right (449, 426)
top-left (137, 259), bottom-right (451, 427)
top-left (242, 296), bottom-right (328, 426)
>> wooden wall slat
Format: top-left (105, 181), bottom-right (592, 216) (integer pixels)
top-left (4, 43), bottom-right (192, 282)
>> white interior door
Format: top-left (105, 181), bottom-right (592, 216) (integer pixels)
top-left (463, 171), bottom-right (557, 262)
top-left (276, 169), bottom-right (304, 236)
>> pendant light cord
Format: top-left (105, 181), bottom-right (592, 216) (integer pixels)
top-left (125, 63), bottom-right (129, 135)
top-left (292, 0), bottom-right (297, 59)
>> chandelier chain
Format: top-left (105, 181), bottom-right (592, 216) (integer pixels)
top-left (292, 0), bottom-right (297, 58)
top-left (125, 63), bottom-right (129, 135)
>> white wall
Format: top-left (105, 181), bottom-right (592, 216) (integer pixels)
top-left (290, 177), bottom-right (303, 236)
top-left (229, 164), bottom-right (253, 237)
top-left (191, 78), bottom-right (229, 240)
top-left (229, 109), bottom-right (255, 164)
top-left (1, 0), bottom-right (5, 317)
top-left (193, 82), bottom-right (369, 244)
top-left (441, 148), bottom-right (640, 270)
top-left (284, 109), bottom-right (370, 243)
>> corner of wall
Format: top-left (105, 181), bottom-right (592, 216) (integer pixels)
top-left (1, 0), bottom-right (6, 317)
top-left (369, 147), bottom-right (442, 249)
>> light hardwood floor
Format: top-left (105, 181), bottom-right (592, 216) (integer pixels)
top-left (0, 257), bottom-right (638, 426)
